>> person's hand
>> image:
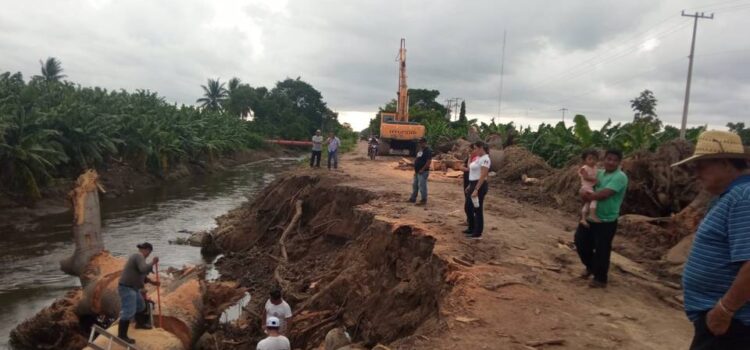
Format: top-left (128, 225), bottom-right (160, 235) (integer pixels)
top-left (464, 186), bottom-right (470, 194)
top-left (152, 256), bottom-right (159, 265)
top-left (578, 167), bottom-right (586, 176)
top-left (706, 304), bottom-right (733, 336)
top-left (471, 190), bottom-right (479, 198)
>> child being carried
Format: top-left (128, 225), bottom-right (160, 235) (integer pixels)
top-left (578, 150), bottom-right (600, 227)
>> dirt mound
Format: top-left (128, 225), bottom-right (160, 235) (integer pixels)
top-left (494, 146), bottom-right (552, 181)
top-left (208, 175), bottom-right (448, 349)
top-left (9, 289), bottom-right (88, 349)
top-left (620, 139), bottom-right (697, 217)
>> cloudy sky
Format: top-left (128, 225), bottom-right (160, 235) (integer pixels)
top-left (1, 0), bottom-right (748, 131)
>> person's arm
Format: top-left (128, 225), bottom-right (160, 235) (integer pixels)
top-left (707, 197), bottom-right (750, 335)
top-left (285, 304), bottom-right (293, 331)
top-left (581, 168), bottom-right (598, 183)
top-left (135, 254), bottom-right (156, 274)
top-left (584, 172), bottom-right (626, 201)
top-left (472, 158), bottom-right (490, 197)
top-left (419, 150), bottom-right (432, 173)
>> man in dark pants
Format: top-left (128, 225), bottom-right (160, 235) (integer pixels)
top-left (575, 149), bottom-right (628, 288)
top-left (117, 242), bottom-right (160, 344)
top-left (408, 137), bottom-right (432, 206)
top-left (673, 130), bottom-right (750, 350)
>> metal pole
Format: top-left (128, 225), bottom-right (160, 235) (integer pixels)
top-left (498, 30), bottom-right (507, 118)
top-left (680, 11), bottom-right (714, 139)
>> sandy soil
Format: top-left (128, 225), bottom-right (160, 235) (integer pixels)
top-left (327, 142), bottom-right (692, 350)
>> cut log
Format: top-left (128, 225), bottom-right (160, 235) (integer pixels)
top-left (12, 170), bottom-right (248, 350)
top-left (60, 170), bottom-right (105, 281)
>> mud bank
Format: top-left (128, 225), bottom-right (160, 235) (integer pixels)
top-left (0, 148), bottom-right (291, 232)
top-left (207, 174), bottom-right (450, 349)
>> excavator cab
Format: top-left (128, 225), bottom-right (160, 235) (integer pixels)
top-left (379, 112), bottom-right (424, 156)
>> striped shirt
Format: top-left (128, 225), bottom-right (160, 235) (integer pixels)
top-left (683, 174), bottom-right (750, 325)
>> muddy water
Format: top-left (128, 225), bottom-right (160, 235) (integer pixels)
top-left (0, 158), bottom-right (299, 347)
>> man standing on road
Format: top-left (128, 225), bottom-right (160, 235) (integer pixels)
top-left (408, 137), bottom-right (432, 206)
top-left (673, 130), bottom-right (750, 350)
top-left (574, 149), bottom-right (628, 289)
top-left (310, 130), bottom-right (323, 168)
top-left (117, 242), bottom-right (160, 344)
top-left (326, 131), bottom-right (341, 170)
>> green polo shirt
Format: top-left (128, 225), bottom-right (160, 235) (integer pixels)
top-left (593, 168), bottom-right (628, 222)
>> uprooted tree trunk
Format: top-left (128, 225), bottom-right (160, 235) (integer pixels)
top-left (60, 170), bottom-right (105, 280)
top-left (11, 170), bottom-right (247, 350)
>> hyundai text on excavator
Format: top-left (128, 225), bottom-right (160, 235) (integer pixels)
top-left (378, 38), bottom-right (426, 156)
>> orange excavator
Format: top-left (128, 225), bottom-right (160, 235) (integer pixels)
top-left (378, 38), bottom-right (425, 156)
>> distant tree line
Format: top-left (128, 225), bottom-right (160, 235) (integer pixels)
top-left (0, 57), bottom-right (350, 201)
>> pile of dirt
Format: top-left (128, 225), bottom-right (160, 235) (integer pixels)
top-left (207, 174), bottom-right (449, 349)
top-left (9, 289), bottom-right (88, 349)
top-left (620, 139), bottom-right (697, 217)
top-left (493, 146), bottom-right (552, 181)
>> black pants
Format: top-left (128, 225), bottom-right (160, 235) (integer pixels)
top-left (310, 150), bottom-right (321, 167)
top-left (465, 181), bottom-right (488, 236)
top-left (574, 220), bottom-right (617, 283)
top-left (690, 312), bottom-right (750, 349)
top-left (463, 173), bottom-right (470, 224)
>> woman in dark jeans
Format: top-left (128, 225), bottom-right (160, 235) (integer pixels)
top-left (461, 143), bottom-right (477, 232)
top-left (464, 141), bottom-right (490, 239)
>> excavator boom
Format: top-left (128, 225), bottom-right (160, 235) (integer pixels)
top-left (379, 38), bottom-right (425, 156)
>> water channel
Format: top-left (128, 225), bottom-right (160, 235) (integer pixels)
top-left (0, 158), bottom-right (299, 347)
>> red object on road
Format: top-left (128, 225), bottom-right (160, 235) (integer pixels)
top-left (266, 139), bottom-right (313, 147)
top-left (155, 263), bottom-right (162, 328)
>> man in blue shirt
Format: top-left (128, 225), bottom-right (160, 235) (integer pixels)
top-left (674, 130), bottom-right (750, 350)
top-left (326, 132), bottom-right (341, 170)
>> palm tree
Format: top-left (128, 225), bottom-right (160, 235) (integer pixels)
top-left (39, 57), bottom-right (67, 82)
top-left (196, 78), bottom-right (228, 111)
top-left (227, 77), bottom-right (241, 95)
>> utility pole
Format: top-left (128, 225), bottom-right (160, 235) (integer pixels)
top-left (559, 108), bottom-right (568, 123)
top-left (680, 11), bottom-right (714, 139)
top-left (498, 30), bottom-right (507, 118)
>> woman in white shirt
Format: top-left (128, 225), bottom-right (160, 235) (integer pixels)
top-left (464, 141), bottom-right (491, 239)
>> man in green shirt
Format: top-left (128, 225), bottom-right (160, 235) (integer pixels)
top-left (575, 149), bottom-right (628, 288)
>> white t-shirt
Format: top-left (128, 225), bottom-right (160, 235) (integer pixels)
top-left (312, 135), bottom-right (323, 151)
top-left (265, 299), bottom-right (293, 332)
top-left (468, 154), bottom-right (491, 181)
top-left (256, 335), bottom-right (290, 350)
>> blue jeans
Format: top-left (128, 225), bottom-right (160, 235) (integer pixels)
top-left (409, 171), bottom-right (429, 202)
top-left (328, 150), bottom-right (338, 169)
top-left (118, 285), bottom-right (145, 321)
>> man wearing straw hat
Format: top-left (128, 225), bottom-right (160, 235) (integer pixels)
top-left (674, 130), bottom-right (750, 349)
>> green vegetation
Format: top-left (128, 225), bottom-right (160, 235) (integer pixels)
top-left (366, 88), bottom-right (717, 168)
top-left (1, 58), bottom-right (351, 201)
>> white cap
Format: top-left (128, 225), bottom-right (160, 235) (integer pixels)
top-left (266, 316), bottom-right (281, 328)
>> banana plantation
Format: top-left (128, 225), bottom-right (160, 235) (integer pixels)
top-left (0, 58), bottom-right (346, 200)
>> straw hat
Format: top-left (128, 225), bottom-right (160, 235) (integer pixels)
top-left (671, 130), bottom-right (749, 167)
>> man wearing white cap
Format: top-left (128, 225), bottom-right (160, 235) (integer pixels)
top-left (674, 130), bottom-right (750, 349)
top-left (310, 130), bottom-right (323, 168)
top-left (256, 316), bottom-right (291, 350)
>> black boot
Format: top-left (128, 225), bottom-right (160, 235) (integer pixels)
top-left (118, 320), bottom-right (135, 344)
top-left (134, 309), bottom-right (152, 329)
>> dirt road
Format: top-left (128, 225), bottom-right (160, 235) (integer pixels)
top-left (330, 142), bottom-right (692, 349)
